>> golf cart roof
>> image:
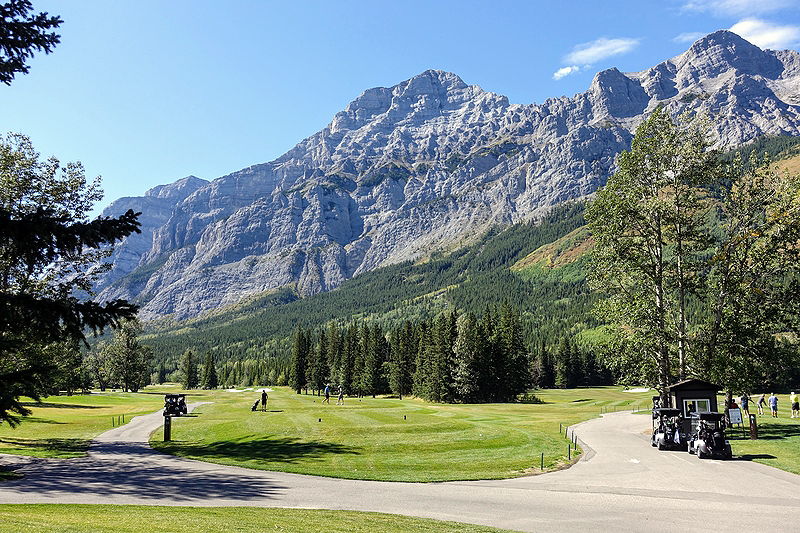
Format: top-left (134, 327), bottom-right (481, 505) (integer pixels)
top-left (653, 408), bottom-right (682, 417)
top-left (165, 394), bottom-right (185, 399)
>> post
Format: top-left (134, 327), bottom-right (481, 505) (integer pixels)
top-left (749, 414), bottom-right (758, 440)
top-left (164, 414), bottom-right (171, 441)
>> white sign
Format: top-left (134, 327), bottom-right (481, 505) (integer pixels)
top-left (729, 408), bottom-right (743, 425)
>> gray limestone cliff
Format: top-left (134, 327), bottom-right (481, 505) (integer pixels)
top-left (94, 31), bottom-right (800, 320)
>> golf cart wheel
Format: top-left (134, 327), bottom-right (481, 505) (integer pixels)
top-left (697, 449), bottom-right (706, 459)
top-left (687, 442), bottom-right (694, 454)
top-left (657, 441), bottom-right (665, 451)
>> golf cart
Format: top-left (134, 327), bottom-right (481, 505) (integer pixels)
top-left (651, 408), bottom-right (684, 450)
top-left (163, 394), bottom-right (187, 417)
top-left (687, 412), bottom-right (732, 459)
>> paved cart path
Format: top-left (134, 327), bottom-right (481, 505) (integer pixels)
top-left (2, 406), bottom-right (800, 533)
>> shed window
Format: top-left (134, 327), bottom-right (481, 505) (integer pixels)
top-left (683, 399), bottom-right (711, 416)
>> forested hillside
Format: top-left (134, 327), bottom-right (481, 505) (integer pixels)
top-left (143, 202), bottom-right (597, 382)
top-left (141, 136), bottom-right (800, 391)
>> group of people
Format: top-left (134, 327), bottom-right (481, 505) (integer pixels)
top-left (321, 384), bottom-right (345, 405)
top-left (740, 392), bottom-right (800, 418)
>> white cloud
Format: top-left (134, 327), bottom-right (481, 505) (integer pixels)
top-left (673, 32), bottom-right (706, 43)
top-left (563, 37), bottom-right (640, 65)
top-left (552, 66), bottom-right (580, 80)
top-left (730, 18), bottom-right (800, 49)
top-left (681, 0), bottom-right (796, 16)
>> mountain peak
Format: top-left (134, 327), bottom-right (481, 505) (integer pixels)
top-left (96, 31), bottom-right (800, 321)
top-left (678, 29), bottom-right (784, 78)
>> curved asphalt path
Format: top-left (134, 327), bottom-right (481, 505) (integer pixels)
top-left (2, 405), bottom-right (800, 533)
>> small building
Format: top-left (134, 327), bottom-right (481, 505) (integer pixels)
top-left (666, 378), bottom-right (723, 436)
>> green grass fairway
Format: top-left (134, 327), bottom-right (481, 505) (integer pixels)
top-left (0, 505), bottom-right (519, 533)
top-left (150, 386), bottom-right (653, 482)
top-left (724, 409), bottom-right (800, 476)
top-left (0, 389), bottom-right (168, 458)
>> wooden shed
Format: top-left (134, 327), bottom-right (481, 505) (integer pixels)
top-left (667, 378), bottom-right (723, 415)
top-left (666, 379), bottom-right (723, 435)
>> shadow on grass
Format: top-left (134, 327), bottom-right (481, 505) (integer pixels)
top-left (0, 437), bottom-right (92, 455)
top-left (20, 402), bottom-right (103, 409)
top-left (158, 435), bottom-right (361, 464)
top-left (750, 424), bottom-right (800, 440)
top-left (737, 454), bottom-right (777, 461)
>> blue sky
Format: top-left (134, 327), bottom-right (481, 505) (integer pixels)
top-left (1, 0), bottom-right (799, 216)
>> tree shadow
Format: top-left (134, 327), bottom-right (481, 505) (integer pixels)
top-left (0, 437), bottom-right (91, 455)
top-left (19, 402), bottom-right (103, 409)
top-left (158, 435), bottom-right (361, 464)
top-left (750, 424), bottom-right (800, 440)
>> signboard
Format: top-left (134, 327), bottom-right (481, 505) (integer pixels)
top-left (729, 408), bottom-right (743, 425)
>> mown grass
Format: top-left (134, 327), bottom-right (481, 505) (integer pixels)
top-left (725, 405), bottom-right (800, 475)
top-left (0, 389), bottom-right (168, 458)
top-left (149, 386), bottom-right (653, 482)
top-left (0, 505), bottom-right (519, 533)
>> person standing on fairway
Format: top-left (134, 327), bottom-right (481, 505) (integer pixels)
top-left (337, 385), bottom-right (344, 405)
top-left (323, 384), bottom-right (330, 404)
top-left (261, 389), bottom-right (268, 412)
top-left (769, 392), bottom-right (778, 418)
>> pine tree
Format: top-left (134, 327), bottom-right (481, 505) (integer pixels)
top-left (453, 312), bottom-right (486, 402)
top-left (180, 350), bottom-right (199, 390)
top-left (201, 352), bottom-right (218, 389)
top-left (289, 325), bottom-right (309, 394)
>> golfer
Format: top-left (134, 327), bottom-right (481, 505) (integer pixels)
top-left (261, 389), bottom-right (268, 411)
top-left (769, 392), bottom-right (778, 418)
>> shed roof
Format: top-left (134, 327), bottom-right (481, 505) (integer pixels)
top-left (666, 378), bottom-right (722, 392)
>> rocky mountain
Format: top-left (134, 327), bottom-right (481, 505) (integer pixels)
top-left (95, 31), bottom-right (800, 321)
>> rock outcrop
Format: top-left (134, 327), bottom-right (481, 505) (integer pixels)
top-left (95, 31), bottom-right (800, 320)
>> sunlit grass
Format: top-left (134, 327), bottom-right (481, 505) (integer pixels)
top-left (150, 386), bottom-right (654, 482)
top-left (0, 505), bottom-right (519, 533)
top-left (0, 387), bottom-right (171, 457)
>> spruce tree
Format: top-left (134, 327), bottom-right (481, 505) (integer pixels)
top-left (180, 350), bottom-right (199, 390)
top-left (289, 325), bottom-right (309, 394)
top-left (202, 352), bottom-right (218, 389)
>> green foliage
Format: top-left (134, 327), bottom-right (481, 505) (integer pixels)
top-left (721, 134), bottom-right (800, 169)
top-left (97, 318), bottom-right (152, 393)
top-left (586, 108), bottom-right (720, 397)
top-left (201, 352), bottom-right (218, 389)
top-left (179, 350), bottom-right (199, 390)
top-left (587, 109), bottom-right (800, 396)
top-left (0, 0), bottom-right (62, 85)
top-left (0, 133), bottom-right (140, 426)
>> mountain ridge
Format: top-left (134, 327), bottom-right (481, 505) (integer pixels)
top-left (95, 31), bottom-right (800, 321)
